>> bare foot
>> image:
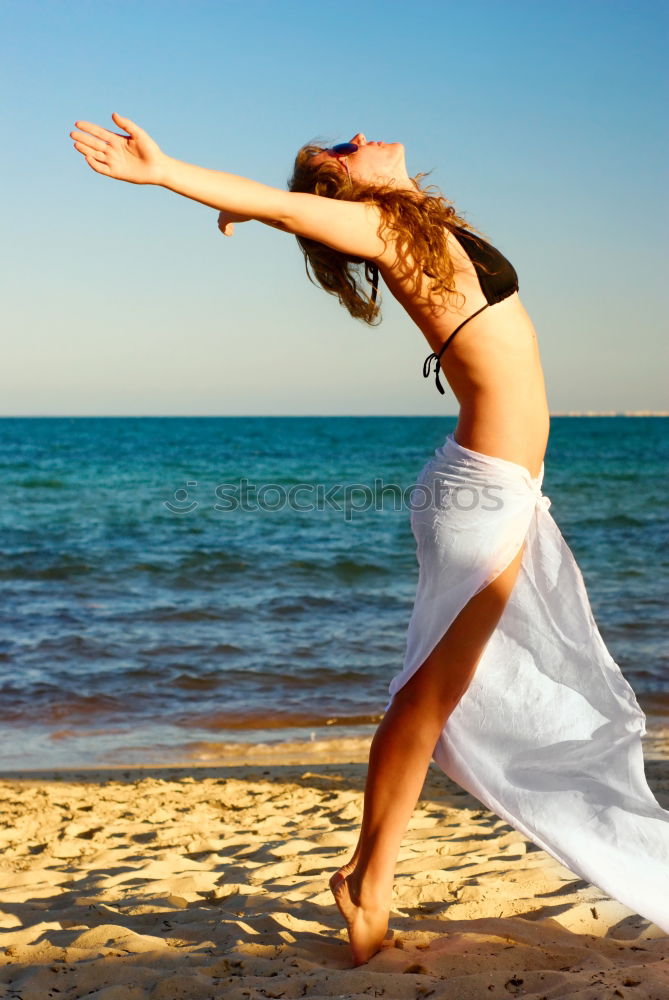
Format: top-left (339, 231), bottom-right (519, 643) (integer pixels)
top-left (331, 873), bottom-right (390, 967)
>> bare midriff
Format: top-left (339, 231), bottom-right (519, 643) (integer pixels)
top-left (378, 227), bottom-right (550, 481)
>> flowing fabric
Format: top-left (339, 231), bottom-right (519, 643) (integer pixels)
top-left (387, 432), bottom-right (669, 932)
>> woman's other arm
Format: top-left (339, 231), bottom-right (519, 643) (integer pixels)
top-left (70, 114), bottom-right (387, 259)
top-left (217, 209), bottom-right (252, 237)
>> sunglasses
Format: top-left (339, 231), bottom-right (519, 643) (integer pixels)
top-left (328, 142), bottom-right (359, 156)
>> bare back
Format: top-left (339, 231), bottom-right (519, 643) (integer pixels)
top-left (378, 228), bottom-right (550, 480)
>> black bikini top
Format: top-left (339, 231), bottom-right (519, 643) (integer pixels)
top-left (422, 225), bottom-right (519, 394)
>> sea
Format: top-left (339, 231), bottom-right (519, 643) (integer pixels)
top-left (0, 416), bottom-right (667, 770)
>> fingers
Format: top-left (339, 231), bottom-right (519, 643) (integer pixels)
top-left (112, 112), bottom-right (143, 135)
top-left (217, 214), bottom-right (233, 236)
top-left (73, 120), bottom-right (119, 142)
top-left (72, 140), bottom-right (107, 162)
top-left (70, 129), bottom-right (109, 153)
top-left (112, 112), bottom-right (133, 127)
top-left (87, 149), bottom-right (108, 165)
top-left (71, 130), bottom-right (109, 169)
top-left (83, 154), bottom-right (110, 176)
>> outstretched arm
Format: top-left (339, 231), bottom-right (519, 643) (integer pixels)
top-left (70, 114), bottom-right (388, 260)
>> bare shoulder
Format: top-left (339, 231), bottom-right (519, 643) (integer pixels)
top-left (270, 192), bottom-right (395, 262)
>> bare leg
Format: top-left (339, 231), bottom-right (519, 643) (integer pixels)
top-left (331, 543), bottom-right (526, 966)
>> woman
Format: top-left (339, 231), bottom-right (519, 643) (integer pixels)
top-left (70, 115), bottom-right (669, 965)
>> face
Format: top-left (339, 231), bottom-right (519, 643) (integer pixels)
top-left (311, 133), bottom-right (412, 190)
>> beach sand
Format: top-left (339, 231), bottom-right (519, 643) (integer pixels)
top-left (1, 731), bottom-right (668, 1000)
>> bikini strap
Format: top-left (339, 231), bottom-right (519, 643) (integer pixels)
top-left (422, 303), bottom-right (490, 394)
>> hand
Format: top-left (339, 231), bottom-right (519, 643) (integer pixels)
top-left (217, 208), bottom-right (252, 237)
top-left (70, 113), bottom-right (167, 185)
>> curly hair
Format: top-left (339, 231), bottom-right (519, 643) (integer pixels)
top-left (287, 141), bottom-right (496, 326)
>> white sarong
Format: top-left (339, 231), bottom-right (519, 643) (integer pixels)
top-left (387, 432), bottom-right (669, 932)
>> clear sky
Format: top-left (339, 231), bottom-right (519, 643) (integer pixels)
top-left (2, 0), bottom-right (667, 415)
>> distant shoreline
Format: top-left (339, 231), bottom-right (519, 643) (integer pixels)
top-left (549, 411), bottom-right (669, 417)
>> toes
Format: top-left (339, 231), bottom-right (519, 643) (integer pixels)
top-left (329, 860), bottom-right (356, 894)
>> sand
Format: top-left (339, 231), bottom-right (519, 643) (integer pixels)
top-left (1, 732), bottom-right (668, 1000)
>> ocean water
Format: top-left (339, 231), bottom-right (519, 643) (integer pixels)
top-left (0, 416), bottom-right (667, 770)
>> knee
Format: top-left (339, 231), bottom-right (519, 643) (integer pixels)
top-left (381, 690), bottom-right (453, 752)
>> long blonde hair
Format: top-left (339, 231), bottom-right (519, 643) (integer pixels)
top-left (287, 142), bottom-right (494, 325)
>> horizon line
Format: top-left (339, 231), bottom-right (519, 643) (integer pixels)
top-left (0, 411), bottom-right (668, 419)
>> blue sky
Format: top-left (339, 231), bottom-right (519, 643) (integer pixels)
top-left (2, 0), bottom-right (667, 415)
